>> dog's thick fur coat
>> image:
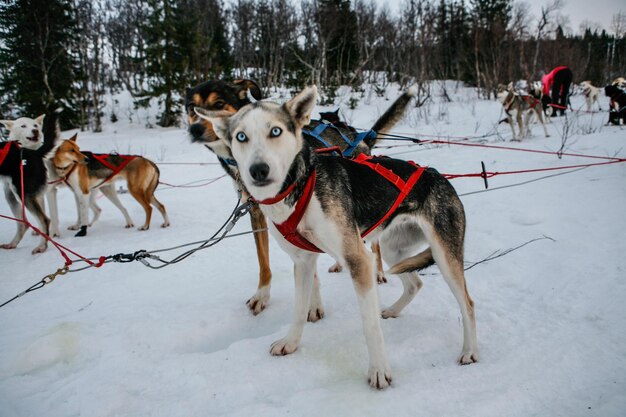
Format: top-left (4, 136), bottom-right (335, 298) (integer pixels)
top-left (195, 86), bottom-right (478, 389)
top-left (187, 79), bottom-right (415, 315)
top-left (0, 110), bottom-right (59, 253)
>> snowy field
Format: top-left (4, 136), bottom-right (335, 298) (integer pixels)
top-left (1, 83), bottom-right (625, 417)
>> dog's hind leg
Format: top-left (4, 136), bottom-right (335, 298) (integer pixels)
top-left (100, 183), bottom-right (134, 229)
top-left (146, 169), bottom-right (170, 228)
top-left (1, 184), bottom-right (28, 250)
top-left (270, 251), bottom-right (319, 355)
top-left (23, 196), bottom-right (50, 254)
top-left (127, 180), bottom-right (153, 231)
top-left (246, 205), bottom-right (276, 315)
top-left (420, 219), bottom-right (479, 365)
top-left (379, 246), bottom-right (427, 319)
top-left (371, 241), bottom-right (387, 284)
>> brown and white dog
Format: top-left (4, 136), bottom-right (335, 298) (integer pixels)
top-left (579, 81), bottom-right (601, 112)
top-left (195, 86), bottom-right (478, 389)
top-left (50, 135), bottom-right (170, 236)
top-left (187, 79), bottom-right (415, 315)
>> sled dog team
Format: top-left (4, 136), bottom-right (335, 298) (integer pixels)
top-left (1, 75), bottom-right (624, 388)
top-left (0, 112), bottom-right (170, 254)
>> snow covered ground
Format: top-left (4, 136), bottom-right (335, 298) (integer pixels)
top-left (1, 83), bottom-right (625, 417)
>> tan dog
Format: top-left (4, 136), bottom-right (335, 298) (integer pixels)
top-left (51, 135), bottom-right (170, 236)
top-left (580, 81), bottom-right (601, 112)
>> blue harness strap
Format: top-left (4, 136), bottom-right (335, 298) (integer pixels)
top-left (303, 121), bottom-right (377, 157)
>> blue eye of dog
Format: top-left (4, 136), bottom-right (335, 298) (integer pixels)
top-left (270, 127), bottom-right (282, 137)
top-left (235, 132), bottom-right (248, 142)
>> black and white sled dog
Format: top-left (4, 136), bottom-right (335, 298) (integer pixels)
top-left (497, 83), bottom-right (550, 141)
top-left (0, 110), bottom-right (59, 253)
top-left (195, 86), bottom-right (478, 389)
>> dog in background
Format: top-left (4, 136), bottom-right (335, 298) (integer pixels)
top-left (0, 110), bottom-right (59, 253)
top-left (497, 83), bottom-right (550, 141)
top-left (186, 79), bottom-right (415, 315)
top-left (579, 81), bottom-right (601, 112)
top-left (605, 83), bottom-right (626, 125)
top-left (195, 86), bottom-right (478, 389)
top-left (612, 77), bottom-right (626, 89)
top-left (51, 135), bottom-right (170, 236)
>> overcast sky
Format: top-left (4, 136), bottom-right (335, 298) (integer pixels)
top-left (375, 0), bottom-right (625, 35)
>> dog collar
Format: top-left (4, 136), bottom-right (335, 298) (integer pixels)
top-left (218, 156), bottom-right (238, 167)
top-left (262, 169), bottom-right (323, 253)
top-left (253, 180), bottom-right (299, 205)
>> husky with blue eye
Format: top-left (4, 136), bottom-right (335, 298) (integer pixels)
top-left (186, 79), bottom-right (416, 316)
top-left (195, 87), bottom-right (478, 389)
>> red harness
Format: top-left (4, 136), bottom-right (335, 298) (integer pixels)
top-left (0, 141), bottom-right (15, 167)
top-left (91, 153), bottom-right (136, 187)
top-left (255, 154), bottom-right (426, 253)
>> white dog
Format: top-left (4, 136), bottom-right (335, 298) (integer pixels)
top-left (580, 81), bottom-right (601, 112)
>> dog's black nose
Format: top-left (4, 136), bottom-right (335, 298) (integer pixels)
top-left (249, 162), bottom-right (270, 182)
top-left (189, 123), bottom-right (206, 141)
top-left (31, 129), bottom-right (39, 137)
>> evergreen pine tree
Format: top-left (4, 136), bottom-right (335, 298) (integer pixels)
top-left (0, 0), bottom-right (79, 127)
top-left (143, 0), bottom-right (190, 127)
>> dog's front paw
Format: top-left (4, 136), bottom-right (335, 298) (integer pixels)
top-left (307, 306), bottom-right (325, 322)
top-left (31, 245), bottom-right (47, 254)
top-left (270, 338), bottom-right (299, 356)
top-left (381, 308), bottom-right (400, 319)
top-left (74, 226), bottom-right (87, 237)
top-left (67, 224), bottom-right (80, 231)
top-left (368, 366), bottom-right (392, 390)
top-left (161, 221), bottom-right (170, 228)
top-left (307, 287), bottom-right (325, 322)
top-left (328, 262), bottom-right (342, 273)
top-left (246, 286), bottom-right (270, 315)
top-left (138, 225), bottom-right (149, 231)
top-left (376, 271), bottom-right (387, 284)
top-left (0, 243), bottom-right (17, 250)
top-left (125, 223), bottom-right (134, 229)
top-left (459, 349), bottom-right (479, 365)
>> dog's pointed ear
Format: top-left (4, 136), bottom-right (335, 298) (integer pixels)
top-left (0, 120), bottom-right (13, 129)
top-left (36, 114), bottom-right (45, 125)
top-left (194, 108), bottom-right (232, 144)
top-left (69, 133), bottom-right (78, 142)
top-left (234, 79), bottom-right (262, 101)
top-left (284, 86), bottom-right (318, 128)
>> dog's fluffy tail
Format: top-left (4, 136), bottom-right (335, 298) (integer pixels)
top-left (388, 247), bottom-right (434, 275)
top-left (39, 107), bottom-right (62, 158)
top-left (367, 86), bottom-right (417, 149)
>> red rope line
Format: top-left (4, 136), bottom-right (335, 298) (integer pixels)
top-left (419, 138), bottom-right (623, 161)
top-left (443, 158), bottom-right (626, 180)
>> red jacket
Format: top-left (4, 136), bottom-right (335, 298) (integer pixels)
top-left (542, 66), bottom-right (569, 95)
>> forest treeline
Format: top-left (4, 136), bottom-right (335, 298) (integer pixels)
top-left (0, 0), bottom-right (624, 130)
